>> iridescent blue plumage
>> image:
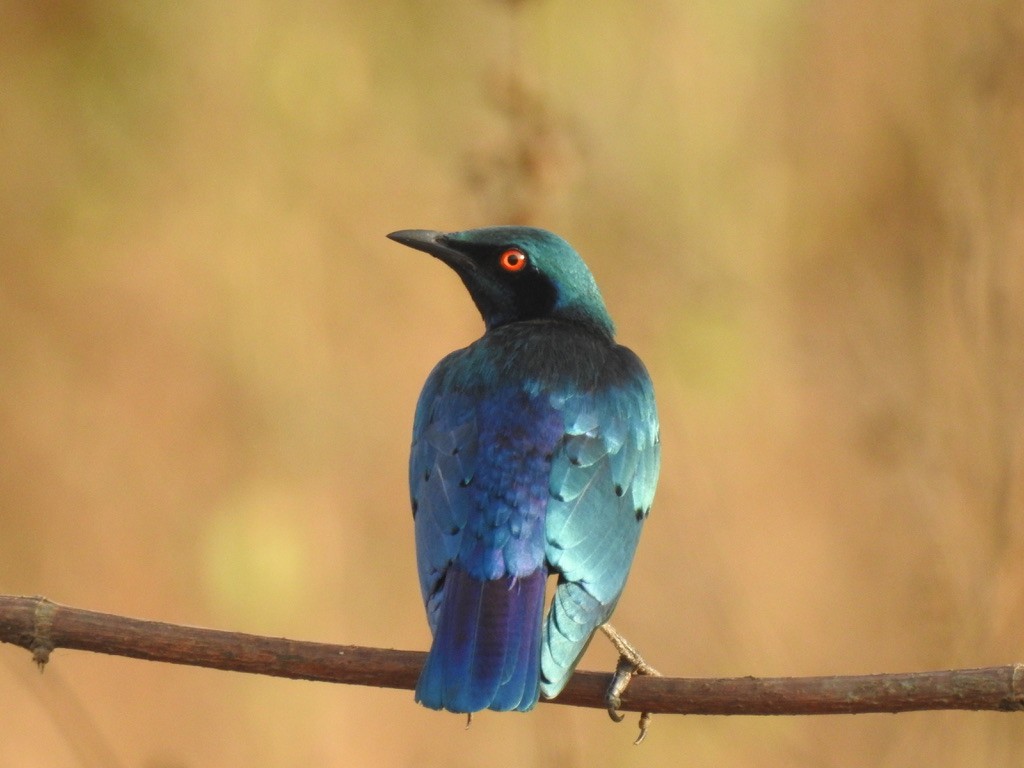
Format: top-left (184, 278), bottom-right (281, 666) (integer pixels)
top-left (389, 226), bottom-right (660, 714)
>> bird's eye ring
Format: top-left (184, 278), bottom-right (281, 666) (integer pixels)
top-left (499, 248), bottom-right (528, 272)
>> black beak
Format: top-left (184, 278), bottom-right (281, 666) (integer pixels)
top-left (387, 229), bottom-right (444, 251)
top-left (387, 229), bottom-right (472, 271)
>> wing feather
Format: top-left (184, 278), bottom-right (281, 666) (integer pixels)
top-left (541, 349), bottom-right (660, 698)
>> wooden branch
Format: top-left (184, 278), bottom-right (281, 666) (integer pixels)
top-left (2, 594), bottom-right (1022, 717)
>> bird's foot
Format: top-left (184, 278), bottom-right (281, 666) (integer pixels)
top-left (600, 623), bottom-right (661, 745)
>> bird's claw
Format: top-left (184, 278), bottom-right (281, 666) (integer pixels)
top-left (600, 623), bottom-right (661, 745)
top-left (605, 655), bottom-right (634, 722)
top-left (635, 711), bottom-right (654, 745)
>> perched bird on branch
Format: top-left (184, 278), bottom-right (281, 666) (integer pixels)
top-left (388, 227), bottom-right (660, 714)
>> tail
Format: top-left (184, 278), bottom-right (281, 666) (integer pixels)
top-left (416, 568), bottom-right (546, 713)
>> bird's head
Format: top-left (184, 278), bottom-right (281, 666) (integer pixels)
top-left (387, 226), bottom-right (615, 336)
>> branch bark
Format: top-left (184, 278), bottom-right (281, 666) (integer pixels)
top-left (2, 594), bottom-right (1022, 717)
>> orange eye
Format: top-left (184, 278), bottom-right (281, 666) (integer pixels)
top-left (499, 248), bottom-right (528, 272)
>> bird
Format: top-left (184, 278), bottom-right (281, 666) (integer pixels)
top-left (387, 226), bottom-right (660, 714)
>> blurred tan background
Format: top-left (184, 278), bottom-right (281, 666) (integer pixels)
top-left (2, 1), bottom-right (1023, 766)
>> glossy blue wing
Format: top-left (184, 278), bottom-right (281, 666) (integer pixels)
top-left (409, 357), bottom-right (478, 632)
top-left (410, 358), bottom-right (561, 712)
top-left (540, 349), bottom-right (660, 698)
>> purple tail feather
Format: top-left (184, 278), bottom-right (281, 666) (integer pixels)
top-left (416, 568), bottom-right (546, 712)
